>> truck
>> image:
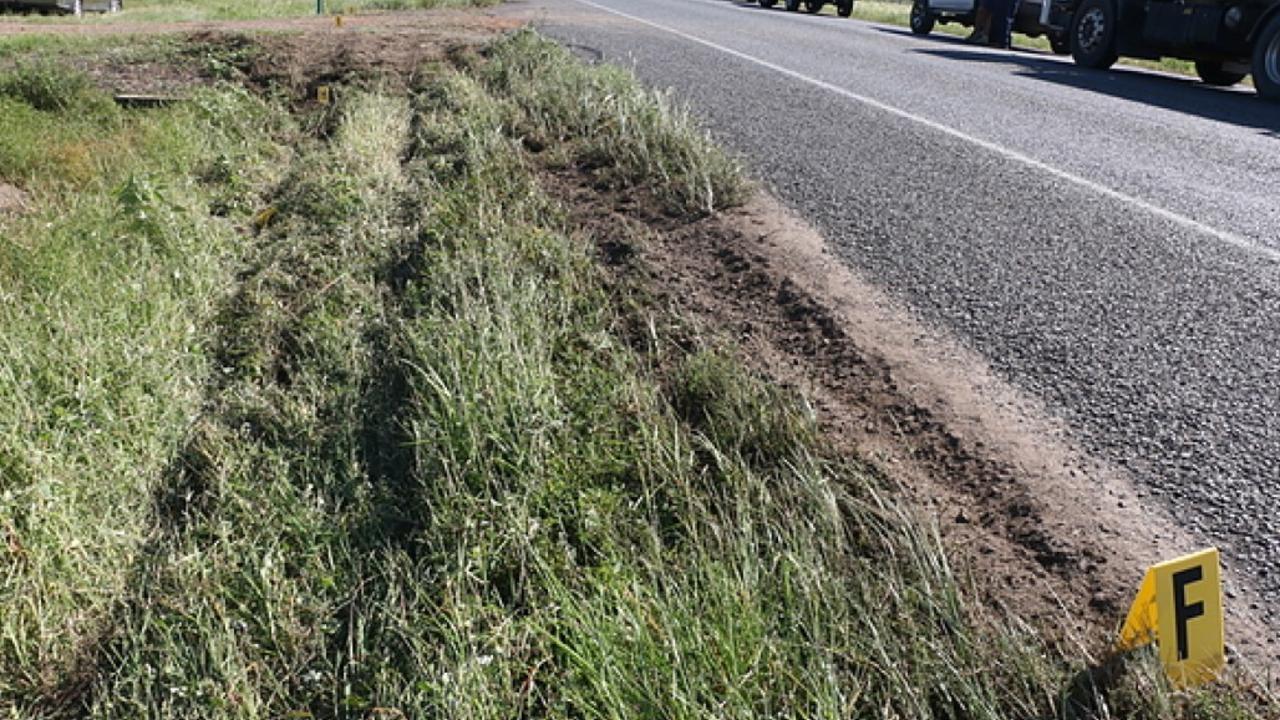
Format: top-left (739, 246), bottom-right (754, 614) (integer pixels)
top-left (0, 0), bottom-right (122, 14)
top-left (909, 0), bottom-right (1280, 99)
top-left (910, 0), bottom-right (1073, 51)
top-left (759, 0), bottom-right (857, 18)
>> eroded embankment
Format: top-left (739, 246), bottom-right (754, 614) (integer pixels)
top-left (560, 174), bottom-right (1280, 669)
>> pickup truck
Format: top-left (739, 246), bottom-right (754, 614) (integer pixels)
top-left (759, 0), bottom-right (857, 18)
top-left (0, 0), bottom-right (121, 15)
top-left (909, 0), bottom-right (1280, 99)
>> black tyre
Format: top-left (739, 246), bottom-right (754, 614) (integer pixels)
top-left (786, 0), bottom-right (801, 10)
top-left (837, 0), bottom-right (854, 17)
top-left (1070, 0), bottom-right (1119, 69)
top-left (759, 0), bottom-right (778, 6)
top-left (910, 0), bottom-right (935, 34)
top-left (1194, 60), bottom-right (1247, 86)
top-left (803, 0), bottom-right (826, 12)
top-left (1253, 13), bottom-right (1280, 100)
top-left (1049, 33), bottom-right (1070, 55)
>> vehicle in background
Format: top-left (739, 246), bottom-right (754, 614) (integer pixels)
top-left (909, 0), bottom-right (1280, 99)
top-left (910, 0), bottom-right (1073, 54)
top-left (759, 0), bottom-right (857, 19)
top-left (1067, 0), bottom-right (1280, 98)
top-left (0, 0), bottom-right (122, 15)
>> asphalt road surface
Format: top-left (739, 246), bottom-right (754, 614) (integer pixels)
top-left (502, 0), bottom-right (1280, 612)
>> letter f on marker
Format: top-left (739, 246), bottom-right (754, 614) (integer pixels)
top-left (1172, 567), bottom-right (1205, 661)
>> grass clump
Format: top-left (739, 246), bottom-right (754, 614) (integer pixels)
top-left (480, 30), bottom-right (746, 217)
top-left (0, 63), bottom-right (114, 115)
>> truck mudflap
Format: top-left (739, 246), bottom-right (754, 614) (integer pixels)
top-left (1143, 2), bottom-right (1225, 47)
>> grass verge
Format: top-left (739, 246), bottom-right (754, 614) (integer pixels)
top-left (0, 63), bottom-right (289, 712)
top-left (0, 26), bottom-right (1272, 720)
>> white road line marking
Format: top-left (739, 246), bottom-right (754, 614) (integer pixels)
top-left (566, 0), bottom-right (1277, 262)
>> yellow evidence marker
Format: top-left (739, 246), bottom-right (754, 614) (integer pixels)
top-left (1117, 547), bottom-right (1225, 688)
top-left (317, 85), bottom-right (332, 106)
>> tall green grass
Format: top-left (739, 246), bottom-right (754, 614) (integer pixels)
top-left (80, 61), bottom-right (1062, 717)
top-left (0, 66), bottom-right (288, 714)
top-left (0, 30), bottom-right (1270, 720)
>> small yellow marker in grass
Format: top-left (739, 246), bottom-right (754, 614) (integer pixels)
top-left (317, 85), bottom-right (332, 106)
top-left (1117, 547), bottom-right (1225, 688)
top-left (335, 15), bottom-right (344, 28)
top-left (252, 206), bottom-right (278, 232)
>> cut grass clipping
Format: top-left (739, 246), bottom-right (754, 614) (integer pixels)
top-left (0, 29), bottom-right (1268, 719)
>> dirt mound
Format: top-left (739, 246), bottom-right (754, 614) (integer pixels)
top-left (191, 14), bottom-right (515, 97)
top-left (2, 9), bottom-right (520, 99)
top-left (0, 8), bottom-right (518, 38)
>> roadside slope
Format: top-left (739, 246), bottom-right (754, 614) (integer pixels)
top-left (507, 0), bottom-right (1280, 628)
top-left (0, 15), bottom-right (1274, 720)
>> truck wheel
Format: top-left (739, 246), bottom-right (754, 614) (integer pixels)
top-left (1194, 60), bottom-right (1247, 86)
top-left (1049, 33), bottom-right (1070, 55)
top-left (760, 0), bottom-right (778, 6)
top-left (910, 0), bottom-right (936, 34)
top-left (1253, 13), bottom-right (1280, 100)
top-left (786, 0), bottom-right (801, 10)
top-left (803, 0), bottom-right (826, 12)
top-left (837, 0), bottom-right (854, 17)
top-left (1071, 0), bottom-right (1119, 69)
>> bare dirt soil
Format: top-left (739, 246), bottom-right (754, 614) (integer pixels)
top-left (0, 182), bottom-right (28, 214)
